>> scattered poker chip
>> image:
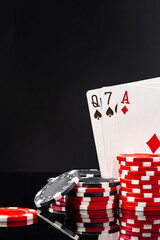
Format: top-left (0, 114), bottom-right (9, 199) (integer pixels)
top-left (120, 173), bottom-right (160, 181)
top-left (120, 225), bottom-right (160, 233)
top-left (65, 216), bottom-right (117, 223)
top-left (119, 204), bottom-right (160, 211)
top-left (64, 219), bottom-right (117, 227)
top-left (68, 190), bottom-right (117, 197)
top-left (117, 154), bottom-right (160, 162)
top-left (120, 165), bottom-right (160, 172)
top-left (74, 225), bottom-right (120, 235)
top-left (120, 229), bottom-right (160, 237)
top-left (119, 209), bottom-right (160, 216)
top-left (119, 212), bottom-right (160, 221)
top-left (121, 186), bottom-right (160, 193)
top-left (66, 203), bottom-right (117, 210)
top-left (0, 207), bottom-right (37, 222)
top-left (121, 182), bottom-right (160, 189)
top-left (71, 186), bottom-right (116, 193)
top-left (34, 170), bottom-right (80, 208)
top-left (119, 233), bottom-right (160, 240)
top-left (120, 190), bottom-right (160, 198)
top-left (119, 161), bottom-right (160, 167)
top-left (0, 218), bottom-right (37, 227)
top-left (77, 177), bottom-right (120, 188)
top-left (119, 200), bottom-right (160, 207)
top-left (48, 207), bottom-right (65, 214)
top-left (119, 169), bottom-right (160, 176)
top-left (67, 195), bottom-right (117, 202)
top-left (120, 178), bottom-right (160, 185)
top-left (51, 201), bottom-right (66, 207)
top-left (75, 169), bottom-right (101, 178)
top-left (119, 195), bottom-right (160, 203)
top-left (68, 224), bottom-right (116, 232)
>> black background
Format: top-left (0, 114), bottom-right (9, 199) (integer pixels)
top-left (1, 0), bottom-right (160, 172)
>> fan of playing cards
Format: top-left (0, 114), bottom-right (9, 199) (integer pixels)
top-left (87, 77), bottom-right (160, 178)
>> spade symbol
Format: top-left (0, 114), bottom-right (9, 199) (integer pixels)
top-left (94, 110), bottom-right (102, 120)
top-left (106, 107), bottom-right (114, 117)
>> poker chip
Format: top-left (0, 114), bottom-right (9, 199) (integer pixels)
top-left (120, 165), bottom-right (160, 172)
top-left (120, 229), bottom-right (160, 237)
top-left (48, 207), bottom-right (65, 214)
top-left (120, 173), bottom-right (160, 181)
top-left (120, 221), bottom-right (160, 228)
top-left (120, 225), bottom-right (160, 233)
top-left (49, 205), bottom-right (66, 212)
top-left (121, 190), bottom-right (160, 198)
top-left (74, 225), bottom-right (120, 235)
top-left (119, 195), bottom-right (160, 203)
top-left (66, 209), bottom-right (117, 219)
top-left (71, 186), bottom-right (116, 193)
top-left (68, 190), bottom-right (117, 197)
top-left (66, 203), bottom-right (117, 210)
top-left (64, 219), bottom-right (117, 227)
top-left (0, 218), bottom-right (37, 227)
top-left (68, 224), bottom-right (116, 232)
top-left (77, 177), bottom-right (120, 188)
top-left (119, 204), bottom-right (160, 211)
top-left (34, 170), bottom-right (80, 208)
top-left (65, 216), bottom-right (117, 223)
top-left (56, 197), bottom-right (66, 203)
top-left (0, 207), bottom-right (37, 222)
top-left (66, 199), bottom-right (116, 206)
top-left (53, 201), bottom-right (66, 207)
top-left (121, 182), bottom-right (160, 189)
top-left (67, 195), bottom-right (117, 202)
top-left (117, 154), bottom-right (160, 162)
top-left (119, 209), bottom-right (160, 216)
top-left (120, 178), bottom-right (160, 186)
top-left (119, 161), bottom-right (160, 167)
top-left (119, 212), bottom-right (160, 221)
top-left (119, 233), bottom-right (160, 240)
top-left (119, 200), bottom-right (160, 207)
top-left (121, 186), bottom-right (160, 193)
top-left (119, 169), bottom-right (160, 176)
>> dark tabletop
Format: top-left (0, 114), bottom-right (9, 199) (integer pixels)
top-left (0, 172), bottom-right (119, 240)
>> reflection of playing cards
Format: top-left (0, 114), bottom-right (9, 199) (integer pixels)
top-left (86, 77), bottom-right (160, 178)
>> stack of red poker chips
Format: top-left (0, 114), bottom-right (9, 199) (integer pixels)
top-left (117, 153), bottom-right (160, 238)
top-left (48, 196), bottom-right (66, 214)
top-left (64, 177), bottom-right (120, 235)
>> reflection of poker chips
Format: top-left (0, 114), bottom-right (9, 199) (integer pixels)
top-left (119, 194), bottom-right (160, 203)
top-left (0, 207), bottom-right (37, 222)
top-left (120, 173), bottom-right (160, 181)
top-left (77, 177), bottom-right (120, 188)
top-left (119, 204), bottom-right (160, 211)
top-left (119, 160), bottom-right (160, 167)
top-left (34, 170), bottom-right (80, 208)
top-left (68, 224), bottom-right (116, 232)
top-left (67, 195), bottom-right (117, 202)
top-left (120, 228), bottom-right (160, 237)
top-left (74, 225), bottom-right (120, 235)
top-left (71, 186), bottom-right (116, 193)
top-left (65, 216), bottom-right (117, 223)
top-left (66, 203), bottom-right (117, 210)
top-left (119, 169), bottom-right (160, 176)
top-left (119, 200), bottom-right (160, 207)
top-left (48, 207), bottom-right (65, 214)
top-left (119, 233), bottom-right (160, 240)
top-left (64, 219), bottom-right (117, 227)
top-left (68, 190), bottom-right (117, 197)
top-left (117, 154), bottom-right (160, 162)
top-left (121, 190), bottom-right (160, 198)
top-left (0, 218), bottom-right (37, 227)
top-left (120, 209), bottom-right (160, 216)
top-left (119, 212), bottom-right (160, 221)
top-left (120, 178), bottom-right (160, 186)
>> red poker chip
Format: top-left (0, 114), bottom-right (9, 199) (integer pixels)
top-left (119, 160), bottom-right (160, 167)
top-left (120, 182), bottom-right (160, 189)
top-left (119, 208), bottom-right (160, 216)
top-left (0, 207), bottom-right (37, 222)
top-left (66, 203), bottom-right (117, 210)
top-left (120, 229), bottom-right (160, 237)
top-left (120, 221), bottom-right (160, 229)
top-left (120, 225), bottom-right (160, 233)
top-left (56, 197), bottom-right (66, 203)
top-left (117, 154), bottom-right (160, 162)
top-left (65, 216), bottom-right (117, 223)
top-left (119, 204), bottom-right (160, 211)
top-left (67, 195), bottom-right (117, 202)
top-left (120, 178), bottom-right (160, 186)
top-left (121, 186), bottom-right (160, 193)
top-left (120, 173), bottom-right (160, 181)
top-left (119, 200), bottom-right (160, 207)
top-left (68, 225), bottom-right (116, 232)
top-left (50, 205), bottom-right (65, 212)
top-left (71, 186), bottom-right (116, 193)
top-left (0, 218), bottom-right (37, 227)
top-left (119, 169), bottom-right (160, 176)
top-left (51, 202), bottom-right (66, 207)
top-left (119, 212), bottom-right (160, 221)
top-left (119, 233), bottom-right (160, 240)
top-left (119, 165), bottom-right (160, 172)
top-left (119, 194), bottom-right (160, 203)
top-left (120, 190), bottom-right (160, 198)
top-left (66, 210), bottom-right (117, 219)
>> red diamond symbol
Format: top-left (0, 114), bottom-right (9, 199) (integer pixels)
top-left (146, 134), bottom-right (160, 153)
top-left (121, 106), bottom-right (128, 115)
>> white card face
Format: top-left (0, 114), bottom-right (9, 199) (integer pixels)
top-left (86, 89), bottom-right (106, 171)
top-left (113, 85), bottom-right (160, 177)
